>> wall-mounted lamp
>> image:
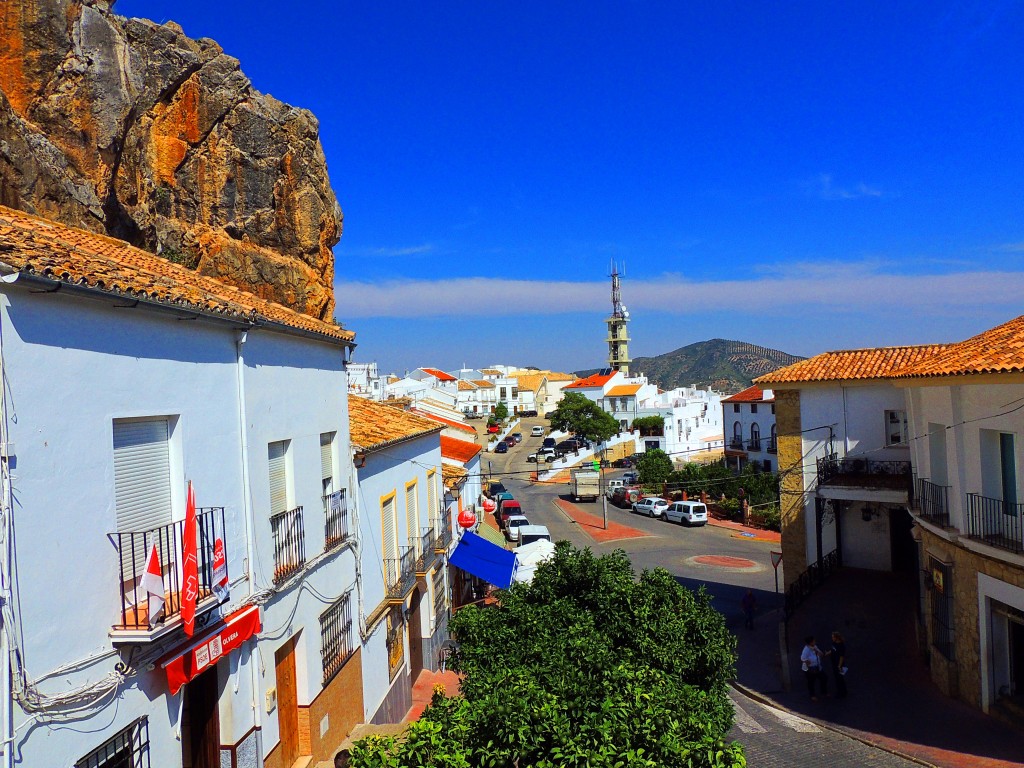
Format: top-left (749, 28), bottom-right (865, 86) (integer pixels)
top-left (861, 505), bottom-right (875, 522)
top-left (354, 451), bottom-right (367, 469)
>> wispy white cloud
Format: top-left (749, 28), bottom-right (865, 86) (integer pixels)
top-left (994, 242), bottom-right (1024, 253)
top-left (817, 173), bottom-right (883, 200)
top-left (344, 244), bottom-right (435, 258)
top-left (335, 265), bottom-right (1024, 319)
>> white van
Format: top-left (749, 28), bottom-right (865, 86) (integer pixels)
top-left (666, 501), bottom-right (709, 527)
top-left (517, 524), bottom-right (552, 546)
top-left (605, 478), bottom-right (626, 498)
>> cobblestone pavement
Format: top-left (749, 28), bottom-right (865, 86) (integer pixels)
top-left (728, 689), bottom-right (924, 768)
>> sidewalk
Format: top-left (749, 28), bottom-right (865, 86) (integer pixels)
top-left (732, 568), bottom-right (1024, 767)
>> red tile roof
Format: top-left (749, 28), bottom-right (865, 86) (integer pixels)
top-left (411, 410), bottom-right (476, 434)
top-left (440, 435), bottom-right (482, 463)
top-left (722, 386), bottom-right (774, 403)
top-left (605, 383), bottom-right (641, 397)
top-left (565, 372), bottom-right (615, 389)
top-left (348, 395), bottom-right (442, 451)
top-left (891, 315), bottom-right (1024, 378)
top-left (421, 367), bottom-right (456, 382)
top-left (754, 345), bottom-right (948, 385)
top-left (0, 205), bottom-right (354, 344)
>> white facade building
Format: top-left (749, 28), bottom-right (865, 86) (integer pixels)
top-left (0, 206), bottom-right (361, 768)
top-left (349, 361), bottom-right (384, 399)
top-left (722, 386), bottom-right (778, 472)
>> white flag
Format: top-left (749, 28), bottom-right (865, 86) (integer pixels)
top-left (141, 544), bottom-right (165, 626)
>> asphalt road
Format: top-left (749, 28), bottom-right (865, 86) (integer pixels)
top-left (484, 417), bottom-right (922, 768)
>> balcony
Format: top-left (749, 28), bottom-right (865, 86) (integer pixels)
top-left (914, 478), bottom-right (951, 527)
top-left (434, 515), bottom-right (453, 551)
top-left (728, 438), bottom-right (745, 451)
top-left (815, 453), bottom-right (912, 504)
top-left (966, 493), bottom-right (1024, 555)
top-left (415, 527), bottom-right (438, 574)
top-left (323, 490), bottom-right (350, 550)
top-left (112, 507), bottom-right (225, 635)
top-left (270, 506), bottom-right (305, 584)
top-left (385, 546), bottom-right (416, 600)
top-left (747, 438), bottom-right (762, 451)
top-left (767, 438), bottom-right (778, 454)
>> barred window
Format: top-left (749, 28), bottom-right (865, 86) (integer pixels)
top-left (76, 717), bottom-right (150, 768)
top-left (320, 592), bottom-right (354, 684)
top-left (929, 558), bottom-right (955, 660)
top-left (432, 567), bottom-right (447, 615)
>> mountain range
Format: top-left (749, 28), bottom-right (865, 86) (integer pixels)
top-left (576, 339), bottom-right (805, 394)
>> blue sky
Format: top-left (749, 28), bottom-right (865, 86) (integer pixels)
top-left (119, 1), bottom-right (1024, 375)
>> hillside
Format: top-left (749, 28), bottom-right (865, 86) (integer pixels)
top-left (578, 340), bottom-right (804, 394)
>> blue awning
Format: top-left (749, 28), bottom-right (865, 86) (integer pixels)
top-left (448, 531), bottom-right (517, 589)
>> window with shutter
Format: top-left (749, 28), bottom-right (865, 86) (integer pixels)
top-left (320, 432), bottom-right (335, 495)
top-left (113, 418), bottom-right (173, 535)
top-left (268, 441), bottom-right (289, 514)
top-left (382, 495), bottom-right (397, 561)
top-left (427, 471), bottom-right (437, 519)
top-left (406, 481), bottom-right (418, 545)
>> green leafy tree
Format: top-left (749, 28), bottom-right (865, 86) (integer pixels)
top-left (631, 415), bottom-right (664, 436)
top-left (494, 401), bottom-right (509, 421)
top-left (549, 392), bottom-right (621, 444)
top-left (350, 545), bottom-right (745, 768)
top-left (637, 448), bottom-right (673, 486)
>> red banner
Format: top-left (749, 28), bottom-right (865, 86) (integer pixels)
top-left (161, 605), bottom-right (261, 695)
top-left (181, 481), bottom-right (198, 636)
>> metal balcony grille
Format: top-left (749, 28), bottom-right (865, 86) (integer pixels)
top-left (916, 479), bottom-right (951, 527)
top-left (324, 490), bottom-right (350, 550)
top-left (816, 454), bottom-right (912, 491)
top-left (320, 592), bottom-right (354, 684)
top-left (76, 716), bottom-right (149, 768)
top-left (965, 493), bottom-right (1024, 554)
top-left (270, 506), bottom-right (305, 583)
top-left (416, 527), bottom-right (437, 572)
top-left (929, 558), bottom-right (955, 660)
top-left (433, 515), bottom-right (453, 551)
top-left (385, 546), bottom-right (416, 599)
top-left (112, 507), bottom-right (224, 630)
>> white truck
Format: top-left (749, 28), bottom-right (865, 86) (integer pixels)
top-left (570, 470), bottom-right (601, 502)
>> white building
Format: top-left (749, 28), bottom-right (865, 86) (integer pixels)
top-left (349, 361), bottom-right (384, 399)
top-left (347, 396), bottom-right (453, 724)
top-left (0, 206), bottom-right (361, 768)
top-left (722, 386), bottom-right (778, 472)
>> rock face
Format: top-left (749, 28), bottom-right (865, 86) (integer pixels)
top-left (0, 0), bottom-right (340, 319)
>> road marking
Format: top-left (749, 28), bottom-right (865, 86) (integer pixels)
top-left (730, 690), bottom-right (821, 734)
top-left (730, 697), bottom-right (767, 733)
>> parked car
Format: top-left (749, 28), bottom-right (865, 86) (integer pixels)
top-left (494, 441), bottom-right (508, 453)
top-left (504, 435), bottom-right (516, 446)
top-left (605, 478), bottom-right (626, 498)
top-left (499, 500), bottom-right (523, 527)
top-left (611, 456), bottom-right (632, 468)
top-left (487, 424), bottom-right (500, 434)
top-left (542, 437), bottom-right (556, 449)
top-left (494, 492), bottom-right (515, 514)
top-left (621, 471), bottom-right (639, 484)
top-left (556, 439), bottom-right (583, 452)
top-left (505, 514), bottom-right (530, 542)
top-left (463, 410), bottom-right (483, 420)
top-left (518, 524), bottom-right (551, 545)
top-left (531, 425), bottom-right (545, 437)
top-left (511, 432), bottom-right (523, 443)
top-left (666, 500), bottom-right (709, 526)
top-left (633, 497), bottom-right (670, 518)
top-left (520, 409), bottom-right (538, 417)
top-left (611, 486), bottom-right (642, 508)
top-left (528, 447), bottom-right (558, 463)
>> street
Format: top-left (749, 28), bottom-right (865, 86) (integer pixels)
top-left (481, 418), bottom-right (922, 768)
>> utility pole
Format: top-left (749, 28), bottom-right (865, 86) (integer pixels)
top-left (600, 446), bottom-right (609, 530)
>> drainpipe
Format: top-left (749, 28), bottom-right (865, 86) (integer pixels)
top-left (0, 293), bottom-right (14, 768)
top-left (234, 330), bottom-right (263, 759)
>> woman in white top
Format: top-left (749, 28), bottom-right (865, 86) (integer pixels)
top-left (800, 635), bottom-right (828, 700)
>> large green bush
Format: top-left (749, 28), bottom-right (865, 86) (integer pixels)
top-left (350, 546), bottom-right (745, 768)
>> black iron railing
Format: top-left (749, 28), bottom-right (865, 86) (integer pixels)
top-left (915, 479), bottom-right (951, 527)
top-left (816, 454), bottom-right (912, 489)
top-left (385, 546), bottom-right (416, 599)
top-left (747, 438), bottom-right (762, 451)
top-left (784, 549), bottom-right (841, 622)
top-left (112, 507), bottom-right (225, 631)
top-left (728, 438), bottom-right (745, 450)
top-left (966, 493), bottom-right (1024, 555)
top-left (324, 490), bottom-right (350, 550)
top-left (416, 527), bottom-right (438, 573)
top-left (434, 514), bottom-right (453, 551)
top-left (270, 506), bottom-right (305, 584)
top-left (767, 438), bottom-right (778, 454)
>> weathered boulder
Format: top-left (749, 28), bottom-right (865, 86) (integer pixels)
top-left (0, 0), bottom-right (340, 319)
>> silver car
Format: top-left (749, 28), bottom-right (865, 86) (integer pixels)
top-left (505, 515), bottom-right (531, 542)
top-left (632, 497), bottom-right (669, 518)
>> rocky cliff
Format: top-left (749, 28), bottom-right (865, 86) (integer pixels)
top-left (0, 0), bottom-right (340, 319)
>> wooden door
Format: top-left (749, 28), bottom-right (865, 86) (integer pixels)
top-left (407, 588), bottom-right (424, 681)
top-left (275, 638), bottom-right (300, 768)
top-left (184, 665), bottom-right (220, 768)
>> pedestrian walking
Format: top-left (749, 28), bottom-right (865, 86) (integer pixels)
top-left (829, 631), bottom-right (848, 698)
top-left (741, 589), bottom-right (757, 630)
top-left (800, 635), bottom-right (828, 701)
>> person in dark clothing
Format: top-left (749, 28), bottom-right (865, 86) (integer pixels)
top-left (829, 631), bottom-right (847, 698)
top-left (741, 589), bottom-right (757, 630)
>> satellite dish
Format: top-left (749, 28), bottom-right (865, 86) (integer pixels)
top-left (623, 311), bottom-right (630, 319)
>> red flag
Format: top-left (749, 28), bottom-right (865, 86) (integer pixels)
top-left (181, 481), bottom-right (198, 636)
top-left (141, 544), bottom-right (165, 626)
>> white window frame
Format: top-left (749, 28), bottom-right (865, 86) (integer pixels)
top-left (885, 410), bottom-right (909, 447)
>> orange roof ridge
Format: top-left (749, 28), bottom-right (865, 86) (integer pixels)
top-left (440, 435), bottom-right (482, 463)
top-left (891, 314), bottom-right (1024, 378)
top-left (348, 394), bottom-right (442, 451)
top-left (755, 344), bottom-right (949, 385)
top-left (0, 205), bottom-right (354, 344)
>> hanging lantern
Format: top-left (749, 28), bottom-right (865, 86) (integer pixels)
top-left (458, 509), bottom-right (478, 529)
top-left (481, 498), bottom-right (497, 514)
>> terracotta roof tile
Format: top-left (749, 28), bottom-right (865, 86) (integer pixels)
top-left (0, 205), bottom-right (354, 344)
top-left (472, 379), bottom-right (495, 388)
top-left (565, 372), bottom-right (615, 389)
top-left (440, 435), bottom-right (482, 463)
top-left (441, 463), bottom-right (468, 490)
top-left (456, 380), bottom-right (477, 391)
top-left (411, 410), bottom-right (476, 434)
top-left (348, 395), bottom-right (442, 451)
top-left (420, 367), bottom-right (456, 382)
top-left (722, 386), bottom-right (774, 403)
top-left (891, 315), bottom-right (1024, 378)
top-left (605, 383), bottom-right (641, 397)
top-left (754, 345), bottom-right (948, 385)
top-left (480, 368), bottom-right (501, 375)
